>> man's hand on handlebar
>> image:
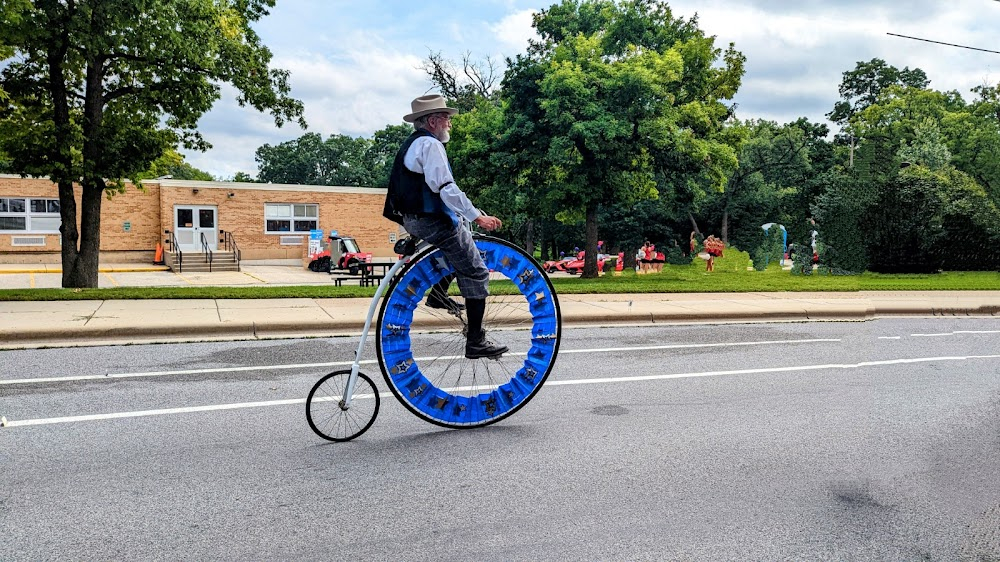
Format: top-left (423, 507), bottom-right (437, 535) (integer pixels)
top-left (474, 214), bottom-right (502, 232)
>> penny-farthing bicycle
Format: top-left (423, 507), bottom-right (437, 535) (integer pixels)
top-left (306, 234), bottom-right (561, 441)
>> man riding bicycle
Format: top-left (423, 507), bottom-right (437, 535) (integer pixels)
top-left (382, 94), bottom-right (508, 359)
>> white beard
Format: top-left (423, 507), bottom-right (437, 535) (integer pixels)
top-left (436, 130), bottom-right (450, 144)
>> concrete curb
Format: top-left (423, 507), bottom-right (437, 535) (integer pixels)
top-left (2, 303), bottom-right (996, 349)
top-left (0, 266), bottom-right (171, 274)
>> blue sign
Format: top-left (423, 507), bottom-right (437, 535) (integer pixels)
top-left (309, 229), bottom-right (325, 259)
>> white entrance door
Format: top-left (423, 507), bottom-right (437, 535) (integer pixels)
top-left (174, 205), bottom-right (218, 252)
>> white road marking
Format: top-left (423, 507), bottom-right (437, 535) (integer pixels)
top-left (4, 352), bottom-right (999, 429)
top-left (0, 338), bottom-right (840, 385)
top-left (913, 330), bottom-right (1000, 338)
top-left (879, 337), bottom-right (902, 340)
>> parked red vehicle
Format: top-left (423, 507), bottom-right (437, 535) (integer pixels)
top-left (543, 256), bottom-right (573, 273)
top-left (308, 232), bottom-right (372, 274)
top-left (563, 251), bottom-right (605, 275)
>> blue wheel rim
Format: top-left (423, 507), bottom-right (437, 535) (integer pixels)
top-left (379, 238), bottom-right (559, 425)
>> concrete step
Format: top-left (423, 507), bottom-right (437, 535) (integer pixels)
top-left (165, 251), bottom-right (240, 273)
top-left (176, 263), bottom-right (241, 273)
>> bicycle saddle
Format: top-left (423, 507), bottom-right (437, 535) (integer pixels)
top-left (393, 236), bottom-right (420, 256)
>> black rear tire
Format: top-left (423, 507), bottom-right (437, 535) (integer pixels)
top-left (306, 370), bottom-right (380, 442)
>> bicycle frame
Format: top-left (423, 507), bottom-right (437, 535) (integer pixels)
top-left (307, 231), bottom-right (561, 440)
top-left (340, 255), bottom-right (410, 410)
top-left (339, 225), bottom-right (475, 409)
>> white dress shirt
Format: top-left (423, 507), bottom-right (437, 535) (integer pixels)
top-left (403, 134), bottom-right (482, 222)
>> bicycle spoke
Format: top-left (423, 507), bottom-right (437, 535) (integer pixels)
top-left (377, 237), bottom-right (561, 428)
top-left (306, 370), bottom-right (380, 442)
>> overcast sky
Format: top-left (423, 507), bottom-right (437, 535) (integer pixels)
top-left (181, 0), bottom-right (1000, 179)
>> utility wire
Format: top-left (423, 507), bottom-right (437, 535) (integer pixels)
top-left (887, 33), bottom-right (1000, 55)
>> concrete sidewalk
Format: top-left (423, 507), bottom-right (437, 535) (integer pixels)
top-left (0, 263), bottom-right (332, 289)
top-left (1, 290), bottom-right (998, 349)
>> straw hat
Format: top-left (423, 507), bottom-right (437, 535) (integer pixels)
top-left (403, 94), bottom-right (459, 123)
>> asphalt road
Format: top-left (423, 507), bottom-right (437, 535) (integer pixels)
top-left (2, 318), bottom-right (999, 560)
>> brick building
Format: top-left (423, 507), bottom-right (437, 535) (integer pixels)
top-left (0, 175), bottom-right (399, 265)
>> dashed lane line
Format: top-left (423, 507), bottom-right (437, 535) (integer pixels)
top-left (3, 352), bottom-right (999, 429)
top-left (912, 330), bottom-right (1000, 337)
top-left (0, 338), bottom-right (841, 385)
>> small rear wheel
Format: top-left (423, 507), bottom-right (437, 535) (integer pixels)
top-left (306, 370), bottom-right (380, 442)
top-left (347, 258), bottom-right (360, 276)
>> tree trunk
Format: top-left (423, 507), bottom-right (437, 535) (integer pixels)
top-left (64, 39), bottom-right (108, 289)
top-left (44, 17), bottom-right (85, 288)
top-left (582, 203), bottom-right (600, 278)
top-left (63, 183), bottom-right (103, 288)
top-left (688, 212), bottom-right (702, 238)
top-left (524, 219), bottom-right (535, 257)
top-left (538, 223), bottom-right (548, 261)
top-left (721, 209), bottom-right (729, 244)
top-left (58, 179), bottom-right (81, 287)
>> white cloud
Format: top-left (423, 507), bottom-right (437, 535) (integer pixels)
top-left (182, 37), bottom-right (430, 178)
top-left (273, 45), bottom-right (428, 136)
top-left (669, 0), bottom-right (1000, 126)
top-left (490, 9), bottom-right (538, 54)
top-left (179, 0), bottom-right (1000, 178)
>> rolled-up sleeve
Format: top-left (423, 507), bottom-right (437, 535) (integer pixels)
top-left (404, 136), bottom-right (482, 222)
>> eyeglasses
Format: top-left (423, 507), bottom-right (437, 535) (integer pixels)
top-left (430, 113), bottom-right (452, 123)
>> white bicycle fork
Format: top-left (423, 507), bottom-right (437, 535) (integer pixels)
top-left (340, 257), bottom-right (410, 410)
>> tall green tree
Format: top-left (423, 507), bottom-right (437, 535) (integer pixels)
top-left (256, 132), bottom-right (373, 187)
top-left (421, 51), bottom-right (501, 113)
top-left (368, 124), bottom-right (413, 188)
top-left (135, 149), bottom-right (214, 182)
top-left (0, 0), bottom-right (304, 287)
top-left (0, 1), bottom-right (28, 99)
top-left (254, 125), bottom-right (411, 188)
top-left (949, 84), bottom-right (1000, 204)
top-left (715, 120), bottom-right (812, 248)
top-left (499, 0), bottom-right (743, 277)
top-left (827, 58), bottom-right (930, 127)
top-left (231, 171), bottom-right (258, 183)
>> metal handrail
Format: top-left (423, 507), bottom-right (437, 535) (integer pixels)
top-left (220, 230), bottom-right (242, 272)
top-left (165, 230), bottom-right (183, 273)
top-left (200, 232), bottom-right (213, 272)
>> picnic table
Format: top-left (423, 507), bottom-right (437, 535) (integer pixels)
top-left (330, 261), bottom-right (393, 287)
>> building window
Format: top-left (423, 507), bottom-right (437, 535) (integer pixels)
top-left (265, 203), bottom-right (318, 233)
top-left (0, 198), bottom-right (60, 232)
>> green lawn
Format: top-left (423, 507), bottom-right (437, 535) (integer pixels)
top-left (1, 263), bottom-right (997, 301)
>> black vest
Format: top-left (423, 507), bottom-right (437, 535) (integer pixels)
top-left (383, 129), bottom-right (448, 225)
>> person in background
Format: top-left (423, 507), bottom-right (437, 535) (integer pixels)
top-left (641, 241), bottom-right (653, 274)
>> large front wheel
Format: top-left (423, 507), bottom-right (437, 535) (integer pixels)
top-left (376, 236), bottom-right (561, 429)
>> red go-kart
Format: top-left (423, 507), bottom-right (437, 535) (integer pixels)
top-left (559, 251), bottom-right (605, 275)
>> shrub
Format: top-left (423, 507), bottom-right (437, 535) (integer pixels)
top-left (752, 225), bottom-right (785, 271)
top-left (812, 174), bottom-right (867, 274)
top-left (713, 247), bottom-right (752, 273)
top-left (664, 245), bottom-right (692, 265)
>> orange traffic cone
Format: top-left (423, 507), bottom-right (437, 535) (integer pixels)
top-left (153, 242), bottom-right (164, 265)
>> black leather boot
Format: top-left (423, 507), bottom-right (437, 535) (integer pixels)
top-left (425, 275), bottom-right (465, 312)
top-left (464, 298), bottom-right (508, 359)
